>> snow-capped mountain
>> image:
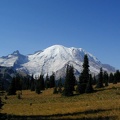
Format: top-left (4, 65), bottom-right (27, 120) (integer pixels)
top-left (0, 50), bottom-right (28, 68)
top-left (0, 45), bottom-right (115, 79)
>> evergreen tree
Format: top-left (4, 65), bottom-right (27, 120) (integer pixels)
top-left (23, 76), bottom-right (30, 90)
top-left (63, 65), bottom-right (74, 96)
top-left (30, 74), bottom-right (35, 91)
top-left (82, 54), bottom-right (89, 83)
top-left (113, 73), bottom-right (117, 84)
top-left (113, 70), bottom-right (119, 84)
top-left (77, 54), bottom-right (90, 94)
top-left (77, 73), bottom-right (86, 94)
top-left (22, 77), bottom-right (27, 90)
top-left (45, 74), bottom-right (50, 89)
top-left (8, 77), bottom-right (16, 95)
top-left (49, 72), bottom-right (55, 88)
top-left (85, 74), bottom-right (94, 93)
top-left (103, 71), bottom-right (109, 86)
top-left (109, 73), bottom-right (114, 83)
top-left (15, 74), bottom-right (22, 91)
top-left (27, 76), bottom-right (31, 90)
top-left (69, 65), bottom-right (76, 91)
top-left (96, 67), bottom-right (104, 88)
top-left (114, 70), bottom-right (120, 84)
top-left (92, 75), bottom-right (97, 85)
top-left (118, 70), bottom-right (120, 83)
top-left (35, 79), bottom-right (41, 94)
top-left (39, 74), bottom-right (45, 90)
top-left (58, 77), bottom-right (63, 93)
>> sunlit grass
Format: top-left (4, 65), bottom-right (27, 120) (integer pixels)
top-left (1, 83), bottom-right (120, 119)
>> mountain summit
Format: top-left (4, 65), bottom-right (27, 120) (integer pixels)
top-left (0, 45), bottom-right (115, 79)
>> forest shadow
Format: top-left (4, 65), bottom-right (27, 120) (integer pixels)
top-left (0, 108), bottom-right (118, 120)
top-left (93, 86), bottom-right (119, 92)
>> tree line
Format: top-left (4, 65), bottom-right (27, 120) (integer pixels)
top-left (0, 54), bottom-right (120, 97)
top-left (63, 55), bottom-right (120, 96)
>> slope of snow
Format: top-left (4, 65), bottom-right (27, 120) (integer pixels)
top-left (22, 45), bottom-right (115, 78)
top-left (0, 51), bottom-right (19, 67)
top-left (0, 56), bottom-right (17, 67)
top-left (0, 45), bottom-right (116, 79)
top-left (0, 50), bottom-right (28, 68)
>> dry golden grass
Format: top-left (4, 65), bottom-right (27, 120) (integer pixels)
top-left (1, 83), bottom-right (120, 119)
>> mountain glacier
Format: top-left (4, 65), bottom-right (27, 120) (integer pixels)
top-left (0, 45), bottom-right (115, 79)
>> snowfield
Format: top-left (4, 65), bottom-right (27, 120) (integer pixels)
top-left (0, 45), bottom-right (115, 79)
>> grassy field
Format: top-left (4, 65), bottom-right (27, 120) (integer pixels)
top-left (1, 83), bottom-right (120, 120)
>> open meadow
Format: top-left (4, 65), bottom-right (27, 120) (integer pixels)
top-left (1, 83), bottom-right (120, 120)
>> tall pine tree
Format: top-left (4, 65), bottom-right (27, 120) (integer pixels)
top-left (58, 77), bottom-right (63, 93)
top-left (49, 72), bottom-right (55, 88)
top-left (8, 77), bottom-right (16, 95)
top-left (113, 70), bottom-right (120, 84)
top-left (39, 74), bottom-right (45, 90)
top-left (85, 74), bottom-right (94, 93)
top-left (22, 76), bottom-right (30, 90)
top-left (69, 65), bottom-right (76, 91)
top-left (35, 78), bottom-right (41, 94)
top-left (109, 73), bottom-right (114, 83)
top-left (45, 74), bottom-right (50, 89)
top-left (15, 74), bottom-right (22, 91)
top-left (30, 74), bottom-right (35, 91)
top-left (77, 54), bottom-right (90, 94)
top-left (92, 75), bottom-right (97, 85)
top-left (113, 70), bottom-right (119, 84)
top-left (82, 54), bottom-right (89, 83)
top-left (96, 67), bottom-right (104, 88)
top-left (103, 71), bottom-right (109, 86)
top-left (63, 65), bottom-right (75, 96)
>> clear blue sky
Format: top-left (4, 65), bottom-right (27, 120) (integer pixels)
top-left (0, 0), bottom-right (120, 69)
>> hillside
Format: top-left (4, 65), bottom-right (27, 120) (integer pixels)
top-left (1, 83), bottom-right (120, 120)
